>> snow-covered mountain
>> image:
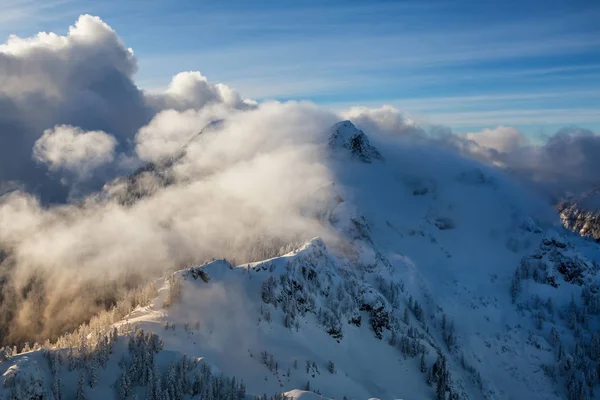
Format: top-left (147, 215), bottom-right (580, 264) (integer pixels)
top-left (559, 203), bottom-right (600, 243)
top-left (2, 121), bottom-right (600, 400)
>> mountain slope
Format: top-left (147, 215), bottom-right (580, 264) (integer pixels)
top-left (559, 202), bottom-right (600, 242)
top-left (1, 121), bottom-right (600, 400)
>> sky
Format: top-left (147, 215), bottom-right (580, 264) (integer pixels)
top-left (1, 0), bottom-right (599, 135)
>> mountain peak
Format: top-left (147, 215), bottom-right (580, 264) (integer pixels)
top-left (328, 121), bottom-right (383, 163)
top-left (330, 120), bottom-right (360, 136)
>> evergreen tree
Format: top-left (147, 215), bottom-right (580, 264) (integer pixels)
top-left (568, 295), bottom-right (578, 330)
top-left (389, 329), bottom-right (397, 346)
top-left (435, 355), bottom-right (448, 400)
top-left (510, 273), bottom-right (521, 303)
top-left (260, 351), bottom-right (268, 366)
top-left (261, 277), bottom-right (277, 304)
top-left (441, 313), bottom-right (447, 332)
top-left (237, 381), bottom-right (246, 400)
top-left (445, 320), bottom-right (456, 349)
top-left (151, 365), bottom-right (162, 400)
top-left (327, 360), bottom-right (336, 374)
top-left (546, 297), bottom-right (554, 315)
top-left (557, 342), bottom-right (565, 361)
top-left (52, 374), bottom-right (62, 400)
top-left (89, 359), bottom-right (99, 388)
top-left (413, 301), bottom-right (424, 322)
top-left (535, 311), bottom-right (545, 330)
top-left (0, 347), bottom-right (9, 362)
top-left (76, 372), bottom-right (86, 400)
top-left (427, 366), bottom-right (435, 386)
top-left (67, 348), bottom-right (75, 371)
top-left (549, 326), bottom-right (560, 347)
top-left (118, 370), bottom-right (131, 400)
top-left (166, 363), bottom-right (177, 400)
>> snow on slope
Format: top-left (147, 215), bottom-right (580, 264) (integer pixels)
top-left (0, 240), bottom-right (434, 399)
top-left (559, 201), bottom-right (600, 242)
top-left (124, 240), bottom-right (436, 399)
top-left (2, 121), bottom-right (600, 400)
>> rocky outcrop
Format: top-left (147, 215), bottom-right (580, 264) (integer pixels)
top-left (328, 121), bottom-right (383, 163)
top-left (558, 202), bottom-right (600, 241)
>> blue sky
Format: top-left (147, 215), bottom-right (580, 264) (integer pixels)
top-left (1, 0), bottom-right (599, 135)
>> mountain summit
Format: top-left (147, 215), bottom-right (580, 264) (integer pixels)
top-left (328, 120), bottom-right (383, 163)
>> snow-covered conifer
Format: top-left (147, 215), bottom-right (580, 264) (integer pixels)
top-left (76, 372), bottom-right (86, 400)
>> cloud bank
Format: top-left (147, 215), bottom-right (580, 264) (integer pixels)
top-left (0, 100), bottom-right (337, 344)
top-left (464, 126), bottom-right (526, 153)
top-left (33, 125), bottom-right (118, 180)
top-left (0, 14), bottom-right (252, 202)
top-left (0, 15), bottom-right (598, 345)
top-left (342, 106), bottom-right (600, 200)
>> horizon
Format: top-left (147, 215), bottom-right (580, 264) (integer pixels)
top-left (1, 0), bottom-right (599, 136)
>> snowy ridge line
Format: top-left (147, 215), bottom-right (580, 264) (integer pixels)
top-left (1, 120), bottom-right (600, 399)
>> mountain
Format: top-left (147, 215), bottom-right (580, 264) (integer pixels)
top-left (328, 121), bottom-right (383, 163)
top-left (556, 187), bottom-right (600, 242)
top-left (559, 202), bottom-right (600, 243)
top-left (102, 119), bottom-right (225, 206)
top-left (1, 121), bottom-right (600, 400)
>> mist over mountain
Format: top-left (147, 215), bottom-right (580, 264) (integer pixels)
top-left (0, 14), bottom-right (599, 400)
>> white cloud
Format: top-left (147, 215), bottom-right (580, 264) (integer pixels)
top-left (340, 105), bottom-right (427, 141)
top-left (0, 100), bottom-right (339, 342)
top-left (135, 105), bottom-right (235, 162)
top-left (340, 105), bottom-right (600, 197)
top-left (0, 14), bottom-right (136, 98)
top-left (0, 15), bottom-right (256, 200)
top-left (145, 71), bottom-right (255, 112)
top-left (33, 125), bottom-right (117, 179)
top-left (0, 14), bottom-right (147, 200)
top-left (465, 125), bottom-right (527, 153)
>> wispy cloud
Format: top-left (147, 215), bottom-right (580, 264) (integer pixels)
top-left (137, 30), bottom-right (600, 79)
top-left (374, 91), bottom-right (600, 112)
top-left (133, 9), bottom-right (600, 106)
top-left (329, 90), bottom-right (600, 132)
top-left (2, 1), bottom-right (599, 133)
top-left (0, 0), bottom-right (73, 25)
top-left (416, 108), bottom-right (600, 130)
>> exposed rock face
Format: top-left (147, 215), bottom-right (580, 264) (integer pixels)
top-left (434, 217), bottom-right (456, 231)
top-left (102, 120), bottom-right (225, 206)
top-left (102, 159), bottom-right (177, 206)
top-left (516, 232), bottom-right (598, 288)
top-left (328, 121), bottom-right (383, 163)
top-left (558, 201), bottom-right (600, 241)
